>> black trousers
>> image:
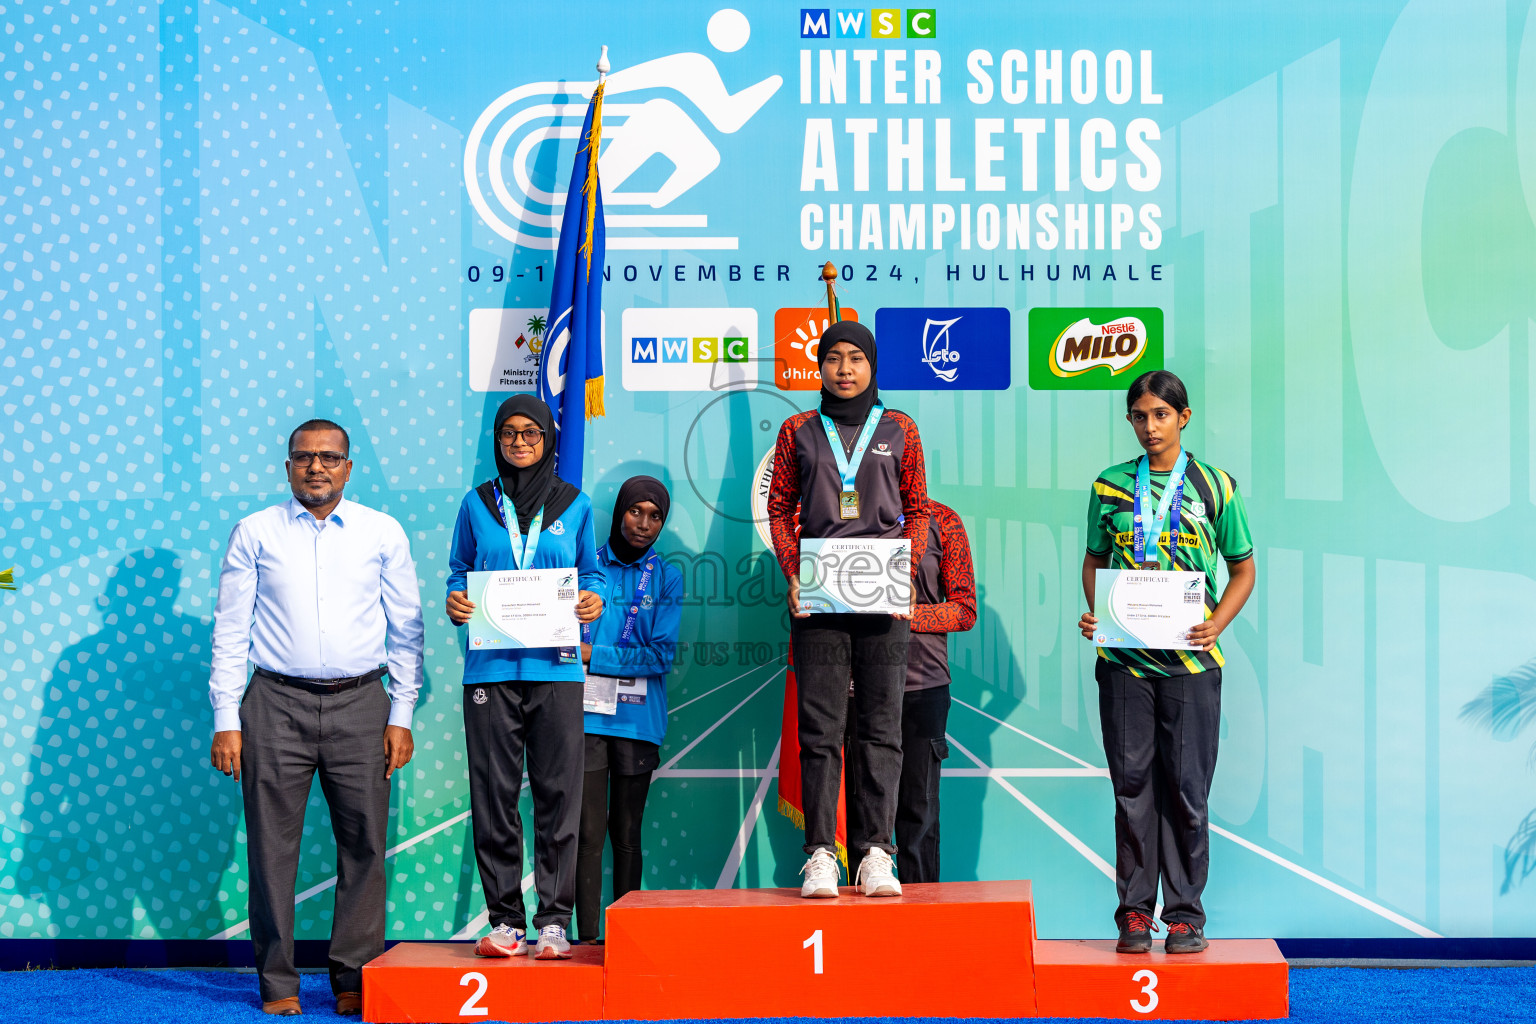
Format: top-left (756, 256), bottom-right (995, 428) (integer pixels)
top-left (240, 672), bottom-right (390, 1002)
top-left (792, 613), bottom-right (910, 856)
top-left (846, 684), bottom-right (951, 883)
top-left (1095, 660), bottom-right (1222, 928)
top-left (575, 734), bottom-right (659, 941)
top-left (463, 680), bottom-right (584, 933)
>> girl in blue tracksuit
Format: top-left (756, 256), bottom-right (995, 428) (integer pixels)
top-left (446, 394), bottom-right (605, 961)
top-left (573, 475), bottom-right (683, 942)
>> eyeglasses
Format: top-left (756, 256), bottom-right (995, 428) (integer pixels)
top-left (289, 450), bottom-right (348, 468)
top-left (498, 427), bottom-right (546, 445)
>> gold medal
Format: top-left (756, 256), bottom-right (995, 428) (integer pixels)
top-left (839, 490), bottom-right (861, 520)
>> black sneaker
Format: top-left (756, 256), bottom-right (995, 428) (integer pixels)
top-left (1164, 922), bottom-right (1208, 953)
top-left (1116, 910), bottom-right (1157, 953)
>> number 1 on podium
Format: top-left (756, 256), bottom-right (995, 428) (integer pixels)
top-left (803, 930), bottom-right (824, 975)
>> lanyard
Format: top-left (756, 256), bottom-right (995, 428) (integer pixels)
top-left (493, 481), bottom-right (545, 570)
top-left (583, 545), bottom-right (656, 646)
top-left (1132, 450), bottom-right (1188, 568)
top-left (819, 405), bottom-right (884, 490)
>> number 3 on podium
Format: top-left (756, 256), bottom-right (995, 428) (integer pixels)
top-left (803, 929), bottom-right (824, 974)
top-left (1129, 968), bottom-right (1159, 1014)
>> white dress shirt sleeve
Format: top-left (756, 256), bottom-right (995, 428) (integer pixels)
top-left (208, 521), bottom-right (259, 733)
top-left (379, 519), bottom-right (425, 729)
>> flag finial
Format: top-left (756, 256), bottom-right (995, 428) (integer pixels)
top-left (821, 261), bottom-right (841, 324)
top-left (597, 45), bottom-right (610, 79)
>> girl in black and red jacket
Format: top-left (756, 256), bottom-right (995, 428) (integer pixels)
top-left (766, 319), bottom-right (928, 899)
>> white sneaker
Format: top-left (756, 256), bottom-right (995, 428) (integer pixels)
top-left (535, 924), bottom-right (572, 960)
top-left (474, 923), bottom-right (526, 957)
top-left (856, 847), bottom-right (902, 897)
top-left (800, 848), bottom-right (841, 898)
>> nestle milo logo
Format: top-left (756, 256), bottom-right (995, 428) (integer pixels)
top-left (1028, 307), bottom-right (1164, 390)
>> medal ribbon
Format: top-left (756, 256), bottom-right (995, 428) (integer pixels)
top-left (583, 546), bottom-right (656, 647)
top-left (819, 405), bottom-right (885, 491)
top-left (1132, 450), bottom-right (1188, 568)
top-left (493, 480), bottom-right (545, 571)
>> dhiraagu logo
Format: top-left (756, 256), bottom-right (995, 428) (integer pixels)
top-left (773, 306), bottom-right (861, 390)
top-left (1028, 307), bottom-right (1163, 390)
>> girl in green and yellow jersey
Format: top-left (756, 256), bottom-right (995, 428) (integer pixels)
top-left (1078, 370), bottom-right (1256, 956)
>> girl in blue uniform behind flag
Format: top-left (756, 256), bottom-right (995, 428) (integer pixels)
top-left (575, 476), bottom-right (683, 942)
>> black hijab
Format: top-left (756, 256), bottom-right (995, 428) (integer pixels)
top-left (607, 475), bottom-right (671, 565)
top-left (475, 395), bottom-right (580, 533)
top-left (818, 320), bottom-right (880, 426)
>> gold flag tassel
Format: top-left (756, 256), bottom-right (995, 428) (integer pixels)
top-left (776, 798), bottom-right (849, 869)
top-left (580, 46), bottom-right (609, 420)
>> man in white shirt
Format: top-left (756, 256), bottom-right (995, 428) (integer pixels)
top-left (208, 419), bottom-right (424, 1016)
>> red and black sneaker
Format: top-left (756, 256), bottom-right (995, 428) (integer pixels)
top-left (1116, 910), bottom-right (1158, 953)
top-left (1164, 921), bottom-right (1208, 954)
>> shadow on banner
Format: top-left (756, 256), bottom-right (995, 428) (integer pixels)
top-left (20, 548), bottom-right (238, 939)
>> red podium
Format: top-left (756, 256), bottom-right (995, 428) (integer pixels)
top-left (605, 881), bottom-right (1036, 1020)
top-left (362, 941), bottom-right (604, 1023)
top-left (362, 882), bottom-right (1287, 1022)
top-left (1035, 939), bottom-right (1288, 1019)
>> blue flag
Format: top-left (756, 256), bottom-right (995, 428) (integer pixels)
top-left (538, 80), bottom-right (607, 485)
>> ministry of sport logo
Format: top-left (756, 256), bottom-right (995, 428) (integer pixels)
top-left (467, 308), bottom-right (607, 394)
top-left (1028, 307), bottom-right (1164, 391)
top-left (465, 9), bottom-right (781, 251)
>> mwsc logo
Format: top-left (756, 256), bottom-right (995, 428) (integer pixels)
top-left (1028, 308), bottom-right (1164, 390)
top-left (622, 307), bottom-right (760, 391)
top-left (800, 9), bottom-right (936, 38)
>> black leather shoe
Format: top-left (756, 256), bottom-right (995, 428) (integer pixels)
top-left (1164, 922), bottom-right (1209, 953)
top-left (1116, 910), bottom-right (1157, 953)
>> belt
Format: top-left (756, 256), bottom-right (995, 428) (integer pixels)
top-left (255, 665), bottom-right (387, 695)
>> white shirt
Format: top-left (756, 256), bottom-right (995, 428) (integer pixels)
top-left (208, 496), bottom-right (425, 732)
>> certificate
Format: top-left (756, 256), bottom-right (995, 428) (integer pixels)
top-left (1093, 569), bottom-right (1205, 650)
top-left (466, 568), bottom-right (580, 650)
top-left (797, 538), bottom-right (911, 615)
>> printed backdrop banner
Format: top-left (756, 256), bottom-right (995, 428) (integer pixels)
top-left (0, 0), bottom-right (1531, 945)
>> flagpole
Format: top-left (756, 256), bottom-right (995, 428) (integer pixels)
top-left (579, 44), bottom-right (609, 421)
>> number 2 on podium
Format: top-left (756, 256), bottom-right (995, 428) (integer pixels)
top-left (459, 971), bottom-right (489, 1017)
top-left (1130, 968), bottom-right (1159, 1013)
top-left (803, 929), bottom-right (824, 974)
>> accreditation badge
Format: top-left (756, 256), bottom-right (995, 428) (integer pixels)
top-left (583, 673), bottom-right (619, 715)
top-left (839, 489), bottom-right (861, 520)
top-left (617, 677), bottom-right (648, 706)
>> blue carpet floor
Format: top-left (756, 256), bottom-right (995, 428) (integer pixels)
top-left (1, 966), bottom-right (1533, 1023)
